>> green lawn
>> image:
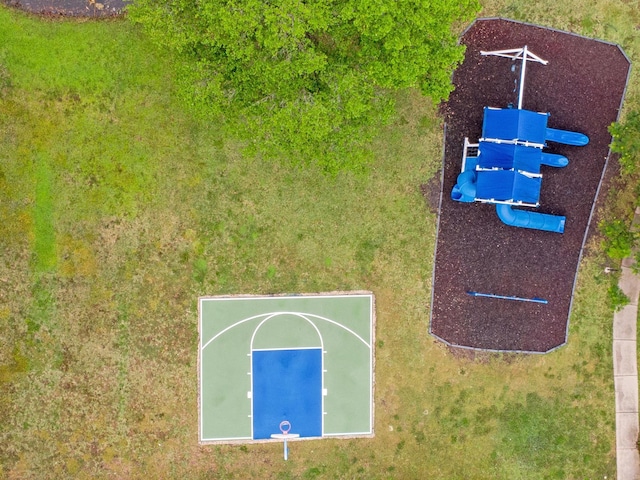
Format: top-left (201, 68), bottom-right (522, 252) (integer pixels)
top-left (0, 3), bottom-right (638, 478)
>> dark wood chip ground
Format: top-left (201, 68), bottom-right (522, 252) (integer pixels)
top-left (430, 18), bottom-right (630, 353)
top-left (2, 0), bottom-right (128, 17)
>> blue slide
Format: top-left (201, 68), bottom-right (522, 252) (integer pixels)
top-left (496, 204), bottom-right (565, 233)
top-left (545, 128), bottom-right (589, 146)
top-left (540, 152), bottom-right (569, 168)
top-left (451, 170), bottom-right (477, 203)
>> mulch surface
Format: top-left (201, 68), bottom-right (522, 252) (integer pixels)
top-left (430, 18), bottom-right (630, 352)
top-left (2, 0), bottom-right (128, 17)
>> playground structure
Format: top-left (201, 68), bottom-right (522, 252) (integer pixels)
top-left (450, 46), bottom-right (589, 233)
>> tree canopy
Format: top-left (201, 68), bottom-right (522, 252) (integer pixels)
top-left (129, 0), bottom-right (479, 172)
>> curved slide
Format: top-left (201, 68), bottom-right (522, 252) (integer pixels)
top-left (450, 170), bottom-right (477, 203)
top-left (496, 204), bottom-right (565, 233)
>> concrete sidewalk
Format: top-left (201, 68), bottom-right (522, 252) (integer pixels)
top-left (614, 207), bottom-right (640, 480)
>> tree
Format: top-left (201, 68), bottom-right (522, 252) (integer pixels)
top-left (128, 0), bottom-right (479, 173)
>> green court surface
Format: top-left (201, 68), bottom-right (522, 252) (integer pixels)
top-left (198, 293), bottom-right (375, 443)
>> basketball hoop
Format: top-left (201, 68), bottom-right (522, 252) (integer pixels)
top-left (270, 420), bottom-right (300, 460)
top-left (280, 420), bottom-right (291, 435)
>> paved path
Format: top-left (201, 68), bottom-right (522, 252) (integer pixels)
top-left (615, 207), bottom-right (640, 480)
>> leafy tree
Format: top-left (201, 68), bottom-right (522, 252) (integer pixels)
top-left (128, 0), bottom-right (478, 172)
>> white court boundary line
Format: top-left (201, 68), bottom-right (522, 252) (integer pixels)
top-left (252, 346), bottom-right (322, 351)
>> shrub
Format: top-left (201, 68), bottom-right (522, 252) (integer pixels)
top-left (607, 283), bottom-right (629, 311)
top-left (599, 219), bottom-right (635, 260)
top-left (609, 110), bottom-right (640, 176)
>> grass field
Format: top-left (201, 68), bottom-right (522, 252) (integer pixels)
top-left (0, 2), bottom-right (639, 478)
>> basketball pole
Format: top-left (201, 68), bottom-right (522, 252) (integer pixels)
top-left (518, 45), bottom-right (528, 109)
top-left (271, 420), bottom-right (299, 461)
top-left (283, 436), bottom-right (289, 461)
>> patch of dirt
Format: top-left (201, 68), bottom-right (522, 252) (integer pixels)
top-left (420, 173), bottom-right (443, 213)
top-left (430, 18), bottom-right (630, 352)
top-left (2, 0), bottom-right (128, 17)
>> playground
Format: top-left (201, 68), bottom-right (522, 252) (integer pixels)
top-left (199, 293), bottom-right (374, 444)
top-left (430, 18), bottom-right (631, 352)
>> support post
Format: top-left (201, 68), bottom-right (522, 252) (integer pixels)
top-left (518, 45), bottom-right (528, 109)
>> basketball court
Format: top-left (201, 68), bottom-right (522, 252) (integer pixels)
top-left (198, 292), bottom-right (375, 443)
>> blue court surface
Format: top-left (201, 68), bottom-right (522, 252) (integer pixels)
top-left (252, 348), bottom-right (322, 439)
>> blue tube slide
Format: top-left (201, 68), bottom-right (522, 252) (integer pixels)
top-left (495, 204), bottom-right (565, 233)
top-left (451, 170), bottom-right (477, 203)
top-left (545, 128), bottom-right (589, 146)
